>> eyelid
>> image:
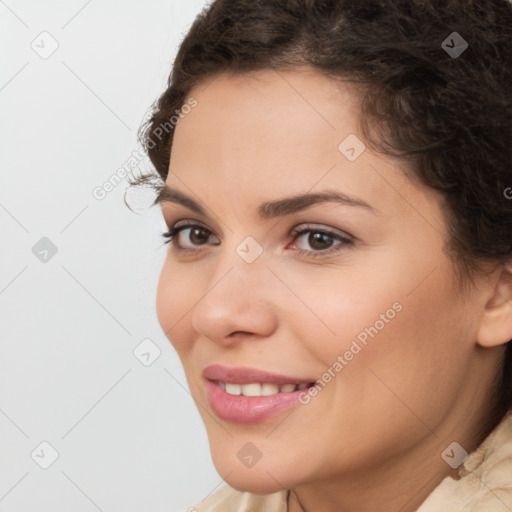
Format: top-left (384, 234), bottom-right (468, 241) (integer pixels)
top-left (291, 222), bottom-right (354, 238)
top-left (290, 223), bottom-right (353, 240)
top-left (164, 220), bottom-right (352, 242)
top-left (161, 208), bottom-right (218, 232)
top-left (165, 219), bottom-right (218, 237)
top-left (162, 219), bottom-right (355, 261)
top-left (172, 219), bottom-right (209, 230)
top-left (163, 220), bottom-right (220, 245)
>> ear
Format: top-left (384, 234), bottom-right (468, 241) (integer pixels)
top-left (477, 263), bottom-right (512, 348)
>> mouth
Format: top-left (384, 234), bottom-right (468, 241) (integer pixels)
top-left (203, 365), bottom-right (316, 424)
top-left (217, 380), bottom-right (312, 396)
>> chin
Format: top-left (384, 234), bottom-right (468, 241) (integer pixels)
top-left (211, 451), bottom-right (297, 494)
top-left (223, 470), bottom-right (287, 494)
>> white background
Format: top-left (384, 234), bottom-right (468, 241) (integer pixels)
top-left (0, 2), bottom-right (222, 511)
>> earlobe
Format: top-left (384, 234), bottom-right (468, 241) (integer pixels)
top-left (477, 263), bottom-right (512, 348)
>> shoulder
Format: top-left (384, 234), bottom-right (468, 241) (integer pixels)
top-left (418, 412), bottom-right (512, 512)
top-left (191, 485), bottom-right (288, 512)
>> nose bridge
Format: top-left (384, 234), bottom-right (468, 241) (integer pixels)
top-left (190, 238), bottom-right (276, 341)
top-left (210, 233), bottom-right (269, 296)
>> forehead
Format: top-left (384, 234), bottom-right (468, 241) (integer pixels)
top-left (166, 69), bottom-right (443, 225)
top-left (170, 70), bottom-right (363, 192)
top-left (174, 68), bottom-right (361, 158)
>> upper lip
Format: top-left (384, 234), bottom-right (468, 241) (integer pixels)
top-left (203, 364), bottom-right (314, 386)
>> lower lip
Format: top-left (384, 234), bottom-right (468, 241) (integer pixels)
top-left (205, 380), bottom-right (306, 424)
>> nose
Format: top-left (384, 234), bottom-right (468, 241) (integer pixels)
top-left (191, 251), bottom-right (278, 345)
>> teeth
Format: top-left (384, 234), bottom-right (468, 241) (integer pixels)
top-left (219, 381), bottom-right (303, 396)
top-left (241, 383), bottom-right (261, 397)
top-left (280, 384), bottom-right (297, 393)
top-left (225, 383), bottom-right (242, 395)
top-left (261, 383), bottom-right (280, 396)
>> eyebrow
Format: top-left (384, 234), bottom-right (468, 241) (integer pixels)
top-left (155, 184), bottom-right (377, 219)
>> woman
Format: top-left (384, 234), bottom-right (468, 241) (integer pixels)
top-left (130, 0), bottom-right (512, 510)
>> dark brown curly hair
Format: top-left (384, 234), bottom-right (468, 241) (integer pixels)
top-left (131, 0), bottom-right (512, 424)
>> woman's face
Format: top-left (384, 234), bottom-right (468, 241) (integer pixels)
top-left (156, 69), bottom-right (490, 493)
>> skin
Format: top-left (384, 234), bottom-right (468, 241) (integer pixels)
top-left (155, 68), bottom-right (512, 512)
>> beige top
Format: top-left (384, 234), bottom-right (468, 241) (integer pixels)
top-left (191, 412), bottom-right (512, 511)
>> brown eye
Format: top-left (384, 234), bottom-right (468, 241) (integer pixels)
top-left (307, 232), bottom-right (335, 250)
top-left (162, 223), bottom-right (221, 250)
top-left (187, 227), bottom-right (211, 245)
top-left (290, 225), bottom-right (354, 258)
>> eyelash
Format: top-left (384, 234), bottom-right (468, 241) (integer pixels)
top-left (161, 220), bottom-right (354, 259)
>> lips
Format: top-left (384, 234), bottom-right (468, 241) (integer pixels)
top-left (203, 364), bottom-right (316, 424)
top-left (203, 364), bottom-right (314, 386)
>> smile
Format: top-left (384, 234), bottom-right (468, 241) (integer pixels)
top-left (203, 365), bottom-right (316, 423)
top-left (218, 381), bottom-right (311, 396)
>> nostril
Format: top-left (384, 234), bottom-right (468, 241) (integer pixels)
top-left (229, 331), bottom-right (255, 337)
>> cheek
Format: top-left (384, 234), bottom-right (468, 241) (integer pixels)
top-left (156, 260), bottom-right (198, 353)
top-left (290, 252), bottom-right (471, 403)
top-left (330, 267), bottom-right (472, 426)
top-left (278, 264), bottom-right (406, 364)
top-left (369, 278), bottom-right (473, 387)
